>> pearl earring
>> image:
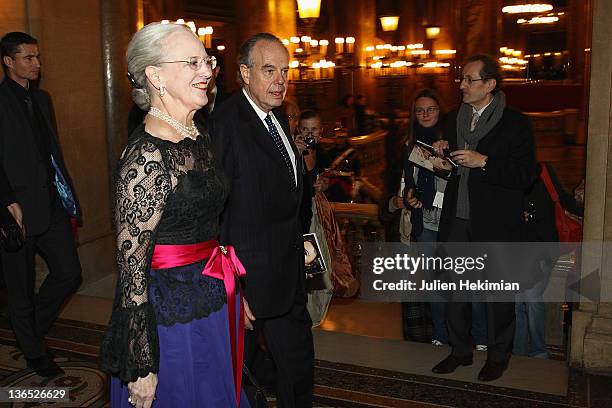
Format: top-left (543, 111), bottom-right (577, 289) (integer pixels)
top-left (159, 86), bottom-right (166, 97)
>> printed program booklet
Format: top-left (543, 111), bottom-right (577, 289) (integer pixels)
top-left (407, 140), bottom-right (457, 180)
top-left (303, 233), bottom-right (327, 275)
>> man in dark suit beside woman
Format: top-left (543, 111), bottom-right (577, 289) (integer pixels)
top-left (211, 33), bottom-right (313, 407)
top-left (0, 32), bottom-right (82, 378)
top-left (432, 55), bottom-right (537, 381)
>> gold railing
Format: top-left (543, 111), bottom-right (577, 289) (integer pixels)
top-left (347, 129), bottom-right (387, 188)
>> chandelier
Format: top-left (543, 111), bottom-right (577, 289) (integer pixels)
top-left (502, 3), bottom-right (553, 14)
top-left (282, 35), bottom-right (357, 81)
top-left (365, 43), bottom-right (454, 77)
top-left (517, 16), bottom-right (558, 24)
top-left (498, 47), bottom-right (528, 72)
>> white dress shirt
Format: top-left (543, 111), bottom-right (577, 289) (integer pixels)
top-left (243, 89), bottom-right (297, 186)
top-left (472, 98), bottom-right (494, 117)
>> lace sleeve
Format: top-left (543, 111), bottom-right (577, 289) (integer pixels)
top-left (100, 139), bottom-right (173, 382)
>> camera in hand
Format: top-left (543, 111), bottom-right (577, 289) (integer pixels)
top-left (304, 135), bottom-right (316, 149)
top-left (402, 186), bottom-right (424, 208)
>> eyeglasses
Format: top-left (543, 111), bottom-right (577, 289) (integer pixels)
top-left (457, 76), bottom-right (489, 85)
top-left (415, 107), bottom-right (439, 116)
top-left (159, 55), bottom-right (217, 71)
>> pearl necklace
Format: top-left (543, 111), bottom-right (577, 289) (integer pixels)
top-left (148, 107), bottom-right (199, 140)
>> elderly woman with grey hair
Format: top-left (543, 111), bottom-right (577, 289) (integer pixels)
top-left (99, 22), bottom-right (250, 408)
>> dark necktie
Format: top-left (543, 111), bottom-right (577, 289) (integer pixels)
top-left (24, 95), bottom-right (34, 118)
top-left (264, 114), bottom-right (296, 188)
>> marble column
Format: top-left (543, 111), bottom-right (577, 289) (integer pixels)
top-left (567, 0), bottom-right (592, 83)
top-left (236, 0), bottom-right (296, 47)
top-left (454, 0), bottom-right (502, 62)
top-left (0, 0), bottom-right (27, 43)
top-left (100, 0), bottom-right (134, 186)
top-left (570, 0), bottom-right (612, 372)
top-left (430, 0), bottom-right (456, 52)
top-left (142, 0), bottom-right (182, 23)
top-left (232, 0), bottom-right (295, 98)
top-left (397, 0), bottom-right (417, 45)
top-left (25, 0), bottom-right (116, 289)
top-left (0, 0), bottom-right (27, 89)
top-left (567, 0), bottom-right (593, 144)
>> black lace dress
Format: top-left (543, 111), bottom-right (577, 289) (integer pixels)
top-left (100, 126), bottom-right (247, 407)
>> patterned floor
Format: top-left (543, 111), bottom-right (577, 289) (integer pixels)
top-left (0, 313), bottom-right (610, 408)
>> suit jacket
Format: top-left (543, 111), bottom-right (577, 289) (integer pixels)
top-left (437, 107), bottom-right (537, 243)
top-left (0, 79), bottom-right (79, 236)
top-left (0, 165), bottom-right (16, 206)
top-left (210, 90), bottom-right (304, 319)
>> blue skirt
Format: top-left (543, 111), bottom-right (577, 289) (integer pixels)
top-left (110, 295), bottom-right (250, 407)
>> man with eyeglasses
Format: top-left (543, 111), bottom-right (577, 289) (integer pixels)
top-left (211, 33), bottom-right (313, 407)
top-left (431, 55), bottom-right (537, 381)
top-left (0, 32), bottom-right (82, 378)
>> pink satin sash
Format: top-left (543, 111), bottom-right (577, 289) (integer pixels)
top-left (151, 240), bottom-right (246, 406)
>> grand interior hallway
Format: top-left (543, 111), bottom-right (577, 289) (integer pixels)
top-left (0, 283), bottom-right (610, 407)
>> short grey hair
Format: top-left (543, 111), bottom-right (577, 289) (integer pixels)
top-left (237, 32), bottom-right (285, 85)
top-left (126, 22), bottom-right (194, 110)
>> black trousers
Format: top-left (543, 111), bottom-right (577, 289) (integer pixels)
top-left (244, 292), bottom-right (314, 408)
top-left (1, 200), bottom-right (82, 359)
top-left (445, 217), bottom-right (515, 363)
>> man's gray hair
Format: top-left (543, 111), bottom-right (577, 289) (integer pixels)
top-left (126, 22), bottom-right (194, 110)
top-left (236, 32), bottom-right (285, 85)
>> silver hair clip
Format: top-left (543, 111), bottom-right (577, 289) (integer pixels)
top-left (126, 71), bottom-right (140, 88)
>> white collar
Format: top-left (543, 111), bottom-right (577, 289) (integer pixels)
top-left (242, 88), bottom-right (270, 122)
top-left (472, 96), bottom-right (494, 116)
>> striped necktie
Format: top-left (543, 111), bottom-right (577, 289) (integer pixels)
top-left (264, 114), bottom-right (296, 188)
top-left (470, 111), bottom-right (480, 132)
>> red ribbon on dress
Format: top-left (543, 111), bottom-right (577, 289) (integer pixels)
top-left (151, 240), bottom-right (246, 406)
